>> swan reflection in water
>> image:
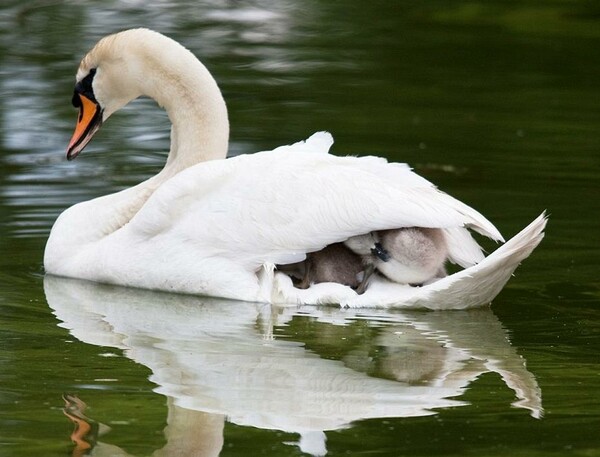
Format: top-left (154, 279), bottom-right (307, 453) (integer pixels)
top-left (45, 276), bottom-right (542, 457)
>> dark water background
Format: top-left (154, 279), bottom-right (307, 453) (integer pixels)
top-left (1, 1), bottom-right (599, 456)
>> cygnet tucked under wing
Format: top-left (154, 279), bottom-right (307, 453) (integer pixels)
top-left (345, 228), bottom-right (448, 287)
top-left (376, 228), bottom-right (448, 285)
top-left (296, 243), bottom-right (364, 290)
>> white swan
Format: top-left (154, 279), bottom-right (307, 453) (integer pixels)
top-left (44, 28), bottom-right (546, 307)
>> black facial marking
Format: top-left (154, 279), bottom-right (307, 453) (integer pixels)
top-left (72, 68), bottom-right (98, 107)
top-left (371, 242), bottom-right (391, 262)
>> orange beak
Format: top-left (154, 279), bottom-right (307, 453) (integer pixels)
top-left (67, 93), bottom-right (103, 160)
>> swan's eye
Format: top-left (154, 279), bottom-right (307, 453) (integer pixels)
top-left (71, 92), bottom-right (81, 108)
top-left (73, 68), bottom-right (98, 106)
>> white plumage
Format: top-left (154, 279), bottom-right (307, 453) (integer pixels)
top-left (44, 28), bottom-right (546, 307)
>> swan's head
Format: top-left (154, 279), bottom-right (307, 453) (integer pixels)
top-left (67, 28), bottom-right (181, 160)
top-left (66, 28), bottom-right (229, 162)
top-left (67, 30), bottom-right (137, 159)
top-left (68, 66), bottom-right (103, 160)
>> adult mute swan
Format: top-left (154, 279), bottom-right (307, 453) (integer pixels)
top-left (44, 28), bottom-right (546, 308)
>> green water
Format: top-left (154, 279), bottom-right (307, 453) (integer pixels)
top-left (1, 1), bottom-right (599, 456)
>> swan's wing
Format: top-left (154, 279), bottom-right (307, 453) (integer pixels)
top-left (126, 134), bottom-right (502, 269)
top-left (443, 227), bottom-right (485, 268)
top-left (341, 212), bottom-right (547, 309)
top-left (270, 213), bottom-right (546, 308)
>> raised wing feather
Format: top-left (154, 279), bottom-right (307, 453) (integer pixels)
top-left (269, 131), bottom-right (334, 155)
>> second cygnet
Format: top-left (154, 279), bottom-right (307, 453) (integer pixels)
top-left (296, 243), bottom-right (364, 290)
top-left (345, 227), bottom-right (448, 291)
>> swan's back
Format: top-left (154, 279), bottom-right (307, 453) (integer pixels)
top-left (115, 138), bottom-right (499, 271)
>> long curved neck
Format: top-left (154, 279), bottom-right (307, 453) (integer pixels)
top-left (98, 38), bottom-right (230, 226)
top-left (135, 38), bottom-right (229, 178)
top-left (101, 35), bottom-right (232, 211)
top-left (45, 33), bottom-right (230, 271)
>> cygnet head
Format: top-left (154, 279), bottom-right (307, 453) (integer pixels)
top-left (376, 228), bottom-right (448, 285)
